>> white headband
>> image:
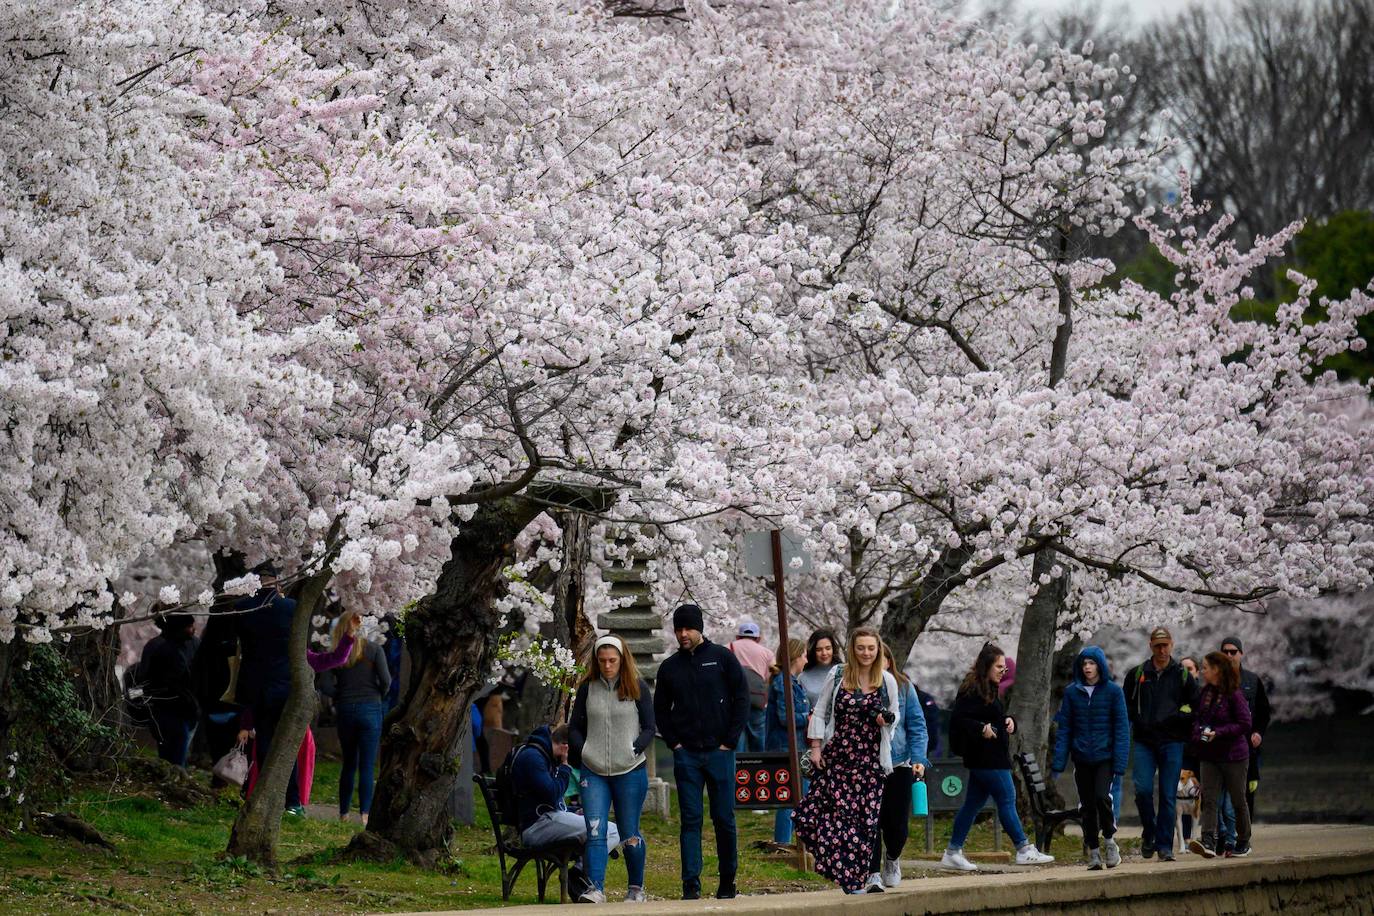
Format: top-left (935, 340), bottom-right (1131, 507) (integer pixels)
top-left (594, 635), bottom-right (624, 654)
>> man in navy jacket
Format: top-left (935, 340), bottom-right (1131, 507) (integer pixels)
top-left (512, 725), bottom-right (619, 853)
top-left (653, 604), bottom-right (750, 900)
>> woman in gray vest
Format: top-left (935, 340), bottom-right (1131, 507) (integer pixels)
top-left (569, 635), bottom-right (655, 904)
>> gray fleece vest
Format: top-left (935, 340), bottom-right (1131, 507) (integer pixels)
top-left (581, 676), bottom-right (646, 777)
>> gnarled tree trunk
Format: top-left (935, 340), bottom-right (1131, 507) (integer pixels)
top-left (353, 497), bottom-right (543, 866)
top-left (880, 543), bottom-right (974, 667)
top-left (225, 567), bottom-right (331, 867)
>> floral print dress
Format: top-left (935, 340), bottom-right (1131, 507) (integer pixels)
top-left (793, 685), bottom-right (885, 892)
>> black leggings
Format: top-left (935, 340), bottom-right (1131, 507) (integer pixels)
top-left (1073, 759), bottom-right (1117, 849)
top-left (869, 765), bottom-right (915, 871)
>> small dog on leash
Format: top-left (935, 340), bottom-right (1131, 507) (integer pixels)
top-left (1176, 769), bottom-right (1202, 853)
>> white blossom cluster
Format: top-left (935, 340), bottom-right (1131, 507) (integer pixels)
top-left (2, 0), bottom-right (1370, 664)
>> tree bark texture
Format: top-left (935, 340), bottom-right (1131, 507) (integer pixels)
top-left (60, 627), bottom-right (125, 746)
top-left (511, 511), bottom-right (591, 736)
top-left (1007, 549), bottom-right (1071, 767)
top-left (880, 543), bottom-right (973, 667)
top-left (225, 567), bottom-right (331, 867)
top-left (358, 497), bottom-right (543, 865)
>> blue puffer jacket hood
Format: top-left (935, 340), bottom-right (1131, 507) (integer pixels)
top-left (1074, 645), bottom-right (1113, 687)
top-left (1052, 646), bottom-right (1130, 774)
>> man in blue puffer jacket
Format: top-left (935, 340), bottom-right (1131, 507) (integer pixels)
top-left (1051, 646), bottom-right (1130, 870)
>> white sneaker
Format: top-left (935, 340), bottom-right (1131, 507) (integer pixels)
top-left (881, 853), bottom-right (902, 887)
top-left (1015, 844), bottom-right (1055, 865)
top-left (1104, 838), bottom-right (1121, 868)
top-left (863, 872), bottom-right (885, 893)
top-left (577, 889), bottom-right (606, 904)
top-left (940, 848), bottom-right (978, 871)
top-left (624, 886), bottom-right (647, 903)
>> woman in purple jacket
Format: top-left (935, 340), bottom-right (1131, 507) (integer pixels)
top-left (1188, 650), bottom-right (1253, 858)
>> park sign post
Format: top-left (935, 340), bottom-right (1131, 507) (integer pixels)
top-left (740, 530), bottom-right (811, 871)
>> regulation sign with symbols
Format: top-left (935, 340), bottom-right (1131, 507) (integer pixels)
top-left (732, 752), bottom-right (797, 809)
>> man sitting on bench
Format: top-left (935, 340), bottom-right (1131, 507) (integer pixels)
top-left (514, 724), bottom-right (621, 855)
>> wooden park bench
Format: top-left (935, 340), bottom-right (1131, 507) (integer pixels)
top-left (474, 774), bottom-right (582, 903)
top-left (1014, 751), bottom-right (1082, 853)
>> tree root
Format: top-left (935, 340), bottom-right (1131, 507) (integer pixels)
top-left (36, 812), bottom-right (116, 851)
top-left (335, 829), bottom-right (444, 868)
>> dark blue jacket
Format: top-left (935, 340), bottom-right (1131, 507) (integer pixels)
top-left (653, 638), bottom-right (750, 751)
top-left (763, 673), bottom-right (809, 752)
top-left (233, 589), bottom-right (296, 708)
top-left (1052, 646), bottom-right (1130, 775)
top-left (511, 725), bottom-right (571, 833)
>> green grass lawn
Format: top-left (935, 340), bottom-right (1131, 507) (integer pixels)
top-left (0, 755), bottom-right (1084, 914)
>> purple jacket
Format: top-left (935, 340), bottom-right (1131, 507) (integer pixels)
top-left (1191, 685), bottom-right (1252, 763)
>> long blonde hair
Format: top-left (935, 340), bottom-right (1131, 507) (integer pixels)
top-left (331, 611), bottom-right (365, 668)
top-left (841, 626), bottom-right (884, 691)
top-left (576, 635), bottom-right (642, 702)
top-left (773, 638), bottom-right (807, 676)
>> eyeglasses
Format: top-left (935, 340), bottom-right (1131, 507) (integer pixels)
top-left (1222, 648), bottom-right (1241, 656)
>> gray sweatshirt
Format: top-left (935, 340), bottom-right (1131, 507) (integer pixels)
top-left (316, 640), bottom-right (392, 706)
top-left (569, 675), bottom-right (656, 777)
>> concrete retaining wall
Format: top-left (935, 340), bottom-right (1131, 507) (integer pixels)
top-left (842, 852), bottom-right (1374, 916)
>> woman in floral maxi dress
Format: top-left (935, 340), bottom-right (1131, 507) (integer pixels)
top-left (793, 627), bottom-right (900, 894)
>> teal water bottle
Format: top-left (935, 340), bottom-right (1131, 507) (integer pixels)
top-left (912, 776), bottom-right (928, 817)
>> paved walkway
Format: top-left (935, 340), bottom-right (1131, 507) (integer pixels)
top-left (395, 824), bottom-right (1374, 915)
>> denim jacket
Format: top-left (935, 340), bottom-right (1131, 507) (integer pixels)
top-left (889, 680), bottom-right (930, 768)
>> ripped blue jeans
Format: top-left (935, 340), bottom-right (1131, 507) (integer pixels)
top-left (581, 764), bottom-right (648, 891)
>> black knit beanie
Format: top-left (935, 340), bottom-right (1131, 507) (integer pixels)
top-left (672, 603), bottom-right (704, 632)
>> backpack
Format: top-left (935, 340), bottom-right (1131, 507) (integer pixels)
top-left (742, 666), bottom-right (768, 711)
top-left (494, 738), bottom-right (551, 828)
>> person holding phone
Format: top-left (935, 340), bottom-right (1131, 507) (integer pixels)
top-left (1188, 651), bottom-right (1253, 858)
top-left (793, 627), bottom-right (900, 894)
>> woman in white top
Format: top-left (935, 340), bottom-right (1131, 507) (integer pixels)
top-left (791, 626), bottom-right (899, 894)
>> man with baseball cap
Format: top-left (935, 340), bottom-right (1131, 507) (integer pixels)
top-left (654, 603), bottom-right (751, 899)
top-left (1216, 636), bottom-right (1271, 853)
top-left (728, 619), bottom-right (774, 753)
top-left (1123, 625), bottom-right (1198, 861)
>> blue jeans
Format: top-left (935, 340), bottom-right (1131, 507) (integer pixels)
top-left (1132, 741), bottom-right (1184, 852)
top-left (1218, 790), bottom-right (1237, 848)
top-left (737, 708), bottom-right (766, 752)
top-left (772, 776), bottom-right (809, 844)
top-left (672, 747), bottom-right (737, 893)
top-left (581, 766), bottom-right (647, 890)
top-left (151, 708), bottom-right (196, 768)
top-left (949, 768), bottom-right (1028, 849)
top-left (1112, 773), bottom-right (1123, 822)
top-left (336, 701), bottom-right (385, 815)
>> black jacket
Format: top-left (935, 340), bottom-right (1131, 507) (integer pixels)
top-left (139, 632), bottom-right (201, 719)
top-left (1122, 658), bottom-right (1198, 746)
top-left (1238, 667), bottom-right (1272, 737)
top-left (949, 688), bottom-right (1015, 770)
top-left (233, 589), bottom-right (297, 708)
top-left (653, 638), bottom-right (750, 751)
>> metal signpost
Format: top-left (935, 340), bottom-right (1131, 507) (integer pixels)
top-left (741, 530), bottom-right (811, 872)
